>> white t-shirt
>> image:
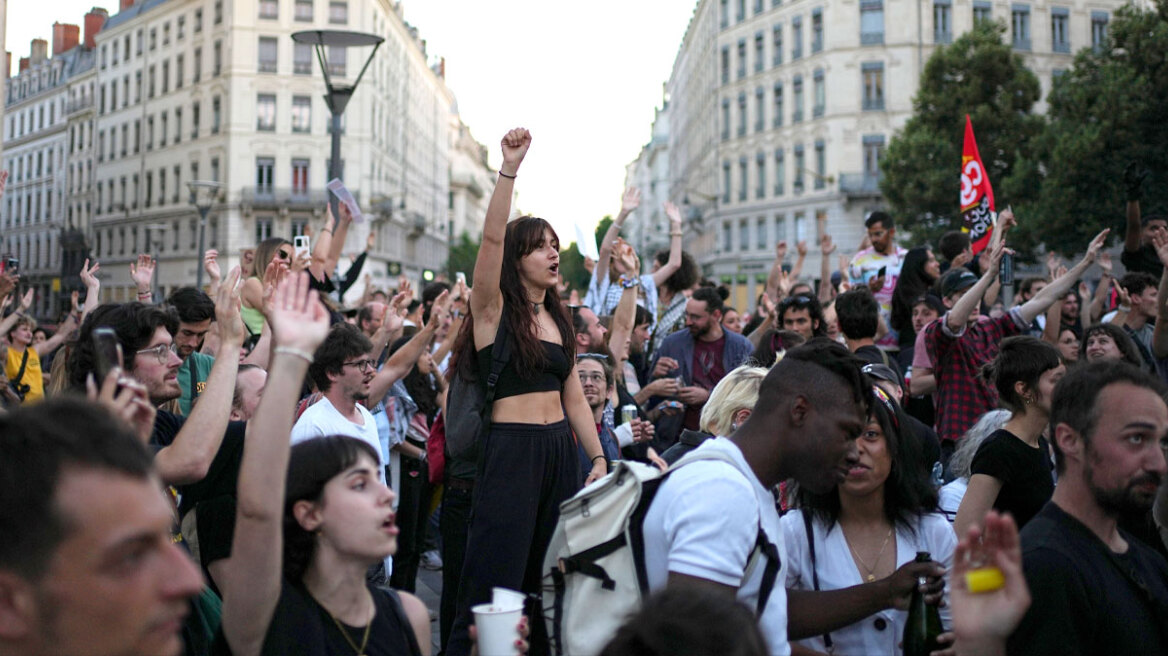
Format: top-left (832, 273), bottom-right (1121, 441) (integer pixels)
top-left (781, 510), bottom-right (956, 655)
top-left (291, 397), bottom-right (386, 484)
top-left (938, 478), bottom-right (968, 522)
top-left (642, 437), bottom-right (790, 656)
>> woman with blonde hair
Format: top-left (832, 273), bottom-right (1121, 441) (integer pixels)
top-left (660, 364), bottom-right (767, 464)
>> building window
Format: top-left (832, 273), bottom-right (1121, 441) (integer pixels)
top-left (862, 62), bottom-right (885, 110)
top-left (162, 61), bottom-right (170, 93)
top-left (791, 16), bottom-right (803, 59)
top-left (256, 216), bottom-right (273, 242)
top-left (814, 140), bottom-right (826, 190)
top-left (257, 94), bottom-right (276, 131)
top-left (328, 46), bottom-right (347, 76)
top-left (176, 55), bottom-right (184, 88)
top-left (736, 0), bottom-right (746, 22)
top-left (164, 23), bottom-right (170, 45)
top-left (794, 145), bottom-right (805, 192)
top-left (935, 0), bottom-right (953, 43)
top-left (772, 82), bottom-right (784, 127)
top-left (757, 217), bottom-right (768, 249)
top-left (161, 112), bottom-right (168, 146)
top-left (861, 0), bottom-right (884, 45)
top-left (811, 8), bottom-right (824, 53)
top-left (756, 152), bottom-right (766, 199)
top-left (178, 15), bottom-right (185, 39)
top-left (792, 75), bottom-right (804, 122)
top-left (296, 0), bottom-right (314, 21)
top-left (863, 134), bottom-right (885, 180)
top-left (329, 1), bottom-right (348, 23)
top-left (173, 108), bottom-right (181, 143)
top-left (738, 158), bottom-right (748, 201)
top-left (194, 47), bottom-right (202, 81)
top-left (292, 159), bottom-right (310, 193)
top-left (211, 157), bottom-right (220, 183)
top-left (739, 219), bottom-right (750, 251)
top-left (737, 39), bottom-right (747, 79)
top-left (215, 0), bottom-right (223, 24)
top-left (721, 98), bottom-right (731, 140)
top-left (195, 8), bottom-right (203, 32)
top-left (722, 219), bottom-right (733, 252)
top-left (720, 0), bottom-right (729, 28)
top-left (813, 69), bottom-right (825, 117)
top-left (145, 172), bottom-right (153, 207)
top-left (148, 65), bottom-right (156, 98)
top-left (1091, 11), bottom-right (1109, 50)
top-left (211, 96), bottom-right (221, 134)
top-left (150, 28), bottom-right (157, 51)
top-left (737, 92), bottom-right (747, 136)
top-left (173, 165), bottom-right (182, 204)
top-left (1051, 8), bottom-right (1070, 52)
top-left (214, 41), bottom-right (222, 76)
top-left (147, 117), bottom-right (154, 150)
top-left (774, 149), bottom-right (785, 196)
top-left (260, 0), bottom-right (278, 18)
top-left (772, 24), bottom-right (783, 66)
top-left (258, 37), bottom-right (278, 73)
top-left (294, 43), bottom-right (313, 75)
top-left (292, 95), bottom-right (311, 133)
top-left (192, 102), bottom-right (200, 139)
top-left (722, 161), bottom-right (731, 204)
top-left (721, 46), bottom-right (730, 84)
top-left (755, 87), bottom-right (765, 132)
top-left (1012, 5), bottom-right (1031, 50)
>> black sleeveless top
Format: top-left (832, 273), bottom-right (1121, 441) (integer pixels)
top-left (477, 339), bottom-right (572, 401)
top-left (211, 580), bottom-right (422, 656)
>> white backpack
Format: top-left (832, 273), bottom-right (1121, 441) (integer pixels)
top-left (542, 448), bottom-right (781, 656)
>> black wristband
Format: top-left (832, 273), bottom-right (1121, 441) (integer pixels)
top-left (498, 171), bottom-right (517, 179)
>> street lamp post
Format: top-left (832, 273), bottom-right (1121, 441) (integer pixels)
top-left (290, 30), bottom-right (384, 220)
top-left (188, 180), bottom-right (222, 290)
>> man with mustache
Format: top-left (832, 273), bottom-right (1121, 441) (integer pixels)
top-left (1008, 361), bottom-right (1168, 655)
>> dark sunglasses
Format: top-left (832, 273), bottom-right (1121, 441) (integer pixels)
top-left (779, 294), bottom-right (814, 309)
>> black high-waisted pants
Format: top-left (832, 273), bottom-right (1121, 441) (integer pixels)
top-left (444, 419), bottom-right (581, 656)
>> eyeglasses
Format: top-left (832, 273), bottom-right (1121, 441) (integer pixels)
top-left (276, 249), bottom-right (292, 261)
top-left (578, 372), bottom-right (606, 384)
top-left (135, 343), bottom-right (173, 365)
top-left (343, 359), bottom-right (376, 371)
top-left (779, 295), bottom-right (814, 309)
top-left (577, 353), bottom-right (609, 361)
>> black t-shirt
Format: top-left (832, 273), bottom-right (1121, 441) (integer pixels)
top-left (1008, 502), bottom-right (1168, 655)
top-left (854, 344), bottom-right (903, 381)
top-left (1122, 243), bottom-right (1165, 279)
top-left (212, 580), bottom-right (422, 656)
top-left (970, 429), bottom-right (1054, 530)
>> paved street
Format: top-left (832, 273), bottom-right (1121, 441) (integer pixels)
top-left (414, 567), bottom-right (444, 653)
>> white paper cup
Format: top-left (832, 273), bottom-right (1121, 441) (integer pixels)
top-left (491, 587), bottom-right (527, 611)
top-left (472, 603), bottom-right (522, 656)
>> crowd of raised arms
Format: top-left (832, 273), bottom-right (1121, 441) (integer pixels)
top-left (1, 130), bottom-right (1166, 656)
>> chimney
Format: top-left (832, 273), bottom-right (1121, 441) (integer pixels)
top-left (84, 8), bottom-right (109, 49)
top-left (19, 57), bottom-right (30, 73)
top-left (30, 39), bottom-right (49, 65)
top-left (120, 0), bottom-right (135, 11)
top-left (5, 53), bottom-right (11, 79)
top-left (53, 23), bottom-right (81, 56)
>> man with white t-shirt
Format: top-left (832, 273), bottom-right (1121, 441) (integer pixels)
top-left (292, 323), bottom-right (383, 478)
top-left (642, 339), bottom-right (942, 656)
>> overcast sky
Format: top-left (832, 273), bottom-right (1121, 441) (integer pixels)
top-left (6, 0), bottom-right (698, 242)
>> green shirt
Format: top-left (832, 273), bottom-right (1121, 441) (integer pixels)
top-left (178, 351), bottom-right (216, 416)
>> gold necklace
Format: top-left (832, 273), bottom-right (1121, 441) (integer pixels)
top-left (847, 527), bottom-right (893, 582)
top-left (326, 605), bottom-right (374, 656)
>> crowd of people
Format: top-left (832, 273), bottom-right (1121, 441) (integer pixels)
top-left (0, 131), bottom-right (1166, 656)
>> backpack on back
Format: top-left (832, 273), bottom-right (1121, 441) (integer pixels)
top-left (542, 448), bottom-right (781, 656)
top-left (444, 321), bottom-right (511, 459)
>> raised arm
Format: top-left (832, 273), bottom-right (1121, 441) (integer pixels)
top-left (324, 202), bottom-right (354, 278)
top-left (946, 240), bottom-right (1005, 333)
top-left (1123, 163), bottom-right (1147, 254)
top-left (818, 234), bottom-right (837, 303)
top-left (34, 312), bottom-right (77, 358)
top-left (650, 202), bottom-right (684, 289)
top-left (471, 129), bottom-right (529, 330)
top-left (1149, 233), bottom-right (1168, 358)
top-left (1088, 253), bottom-right (1113, 324)
top-left (608, 244), bottom-right (641, 371)
top-left (595, 188), bottom-right (640, 287)
top-left (366, 293), bottom-right (445, 404)
top-left (790, 240), bottom-right (808, 281)
top-left (765, 241), bottom-right (788, 301)
top-left (79, 258), bottom-right (102, 322)
top-left (1018, 229), bottom-right (1109, 325)
top-left (0, 289), bottom-right (31, 338)
top-left (130, 254), bottom-right (156, 304)
top-left (153, 268), bottom-right (246, 485)
top-left (220, 272), bottom-right (330, 656)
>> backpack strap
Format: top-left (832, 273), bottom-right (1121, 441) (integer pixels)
top-left (12, 349), bottom-right (29, 387)
top-left (802, 509), bottom-right (834, 651)
top-left (482, 320), bottom-right (511, 410)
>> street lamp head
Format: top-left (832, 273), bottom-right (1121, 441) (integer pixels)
top-left (290, 30), bottom-right (384, 48)
top-left (187, 180), bottom-right (222, 211)
top-left (291, 29), bottom-right (383, 116)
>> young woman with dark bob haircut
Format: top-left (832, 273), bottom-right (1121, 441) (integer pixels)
top-left (445, 128), bottom-right (608, 656)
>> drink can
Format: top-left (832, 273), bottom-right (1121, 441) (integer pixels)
top-left (621, 404), bottom-right (638, 425)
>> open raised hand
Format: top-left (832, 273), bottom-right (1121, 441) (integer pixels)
top-left (215, 266), bottom-right (247, 348)
top-left (820, 233), bottom-right (836, 255)
top-left (366, 228), bottom-right (377, 252)
top-left (796, 240), bottom-right (808, 257)
top-left (1098, 251), bottom-right (1114, 276)
top-left (1081, 228), bottom-right (1110, 265)
top-left (203, 249), bottom-right (221, 282)
top-left (775, 240), bottom-right (789, 262)
top-left (259, 259), bottom-right (289, 320)
top-left (1113, 279), bottom-right (1132, 309)
top-left (949, 511), bottom-right (1030, 650)
top-left (129, 254), bottom-right (156, 292)
top-left (663, 201), bottom-right (682, 227)
top-left (500, 128), bottom-right (532, 170)
top-left (18, 288), bottom-right (34, 312)
top-left (1152, 232), bottom-right (1168, 268)
top-left (426, 290), bottom-right (451, 331)
top-left (614, 240), bottom-right (639, 275)
top-left (1045, 252), bottom-right (1061, 280)
top-left (79, 258), bottom-right (101, 291)
top-left (269, 272), bottom-right (331, 354)
top-left (620, 187), bottom-right (641, 215)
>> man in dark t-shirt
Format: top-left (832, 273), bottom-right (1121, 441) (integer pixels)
top-left (1120, 164), bottom-right (1166, 278)
top-left (1009, 362), bottom-right (1168, 655)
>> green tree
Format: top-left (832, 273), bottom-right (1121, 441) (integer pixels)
top-left (1016, 0), bottom-right (1168, 255)
top-left (881, 21), bottom-right (1044, 248)
top-left (445, 231), bottom-right (479, 286)
top-left (559, 244), bottom-right (590, 293)
top-left (594, 215), bottom-right (613, 250)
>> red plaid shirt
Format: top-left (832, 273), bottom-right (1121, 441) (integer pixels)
top-left (924, 310), bottom-right (1025, 443)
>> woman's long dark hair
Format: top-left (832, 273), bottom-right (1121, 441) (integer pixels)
top-left (798, 389), bottom-right (938, 535)
top-left (890, 247), bottom-right (937, 338)
top-left (450, 216), bottom-right (574, 383)
top-left (390, 334), bottom-right (440, 422)
top-left (283, 436), bottom-right (380, 581)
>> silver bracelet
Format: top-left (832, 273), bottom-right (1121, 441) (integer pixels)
top-left (273, 346), bottom-right (315, 363)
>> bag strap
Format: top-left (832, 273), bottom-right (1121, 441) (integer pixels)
top-left (12, 349), bottom-right (29, 386)
top-left (802, 509), bottom-right (833, 650)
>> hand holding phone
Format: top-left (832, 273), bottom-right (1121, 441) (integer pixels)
top-left (93, 327), bottom-right (124, 384)
top-left (294, 235), bottom-right (311, 261)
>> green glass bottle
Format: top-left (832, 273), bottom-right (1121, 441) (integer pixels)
top-left (902, 551), bottom-right (944, 656)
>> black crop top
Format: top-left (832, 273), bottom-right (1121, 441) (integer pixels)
top-left (477, 339), bottom-right (572, 401)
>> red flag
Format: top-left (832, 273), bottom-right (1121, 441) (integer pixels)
top-left (960, 116), bottom-right (996, 254)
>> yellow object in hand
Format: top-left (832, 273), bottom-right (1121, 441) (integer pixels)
top-left (964, 566), bottom-right (1005, 593)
